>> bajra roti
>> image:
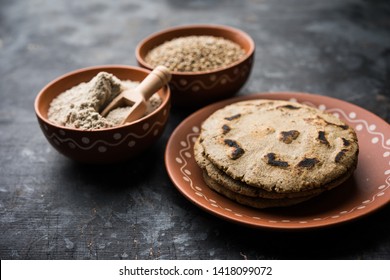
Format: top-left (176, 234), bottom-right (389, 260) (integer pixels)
top-left (194, 138), bottom-right (326, 199)
top-left (202, 172), bottom-right (318, 209)
top-left (199, 99), bottom-right (359, 193)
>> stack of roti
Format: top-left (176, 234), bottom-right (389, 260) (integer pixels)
top-left (194, 99), bottom-right (359, 208)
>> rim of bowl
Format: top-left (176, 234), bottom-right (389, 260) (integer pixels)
top-left (136, 24), bottom-right (256, 76)
top-left (34, 64), bottom-right (171, 132)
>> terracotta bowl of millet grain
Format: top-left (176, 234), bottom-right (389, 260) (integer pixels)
top-left (34, 65), bottom-right (171, 164)
top-left (136, 24), bottom-right (255, 108)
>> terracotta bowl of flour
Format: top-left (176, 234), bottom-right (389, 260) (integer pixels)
top-left (136, 24), bottom-right (255, 108)
top-left (34, 65), bottom-right (171, 163)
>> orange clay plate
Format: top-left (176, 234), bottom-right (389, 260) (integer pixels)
top-left (165, 92), bottom-right (390, 230)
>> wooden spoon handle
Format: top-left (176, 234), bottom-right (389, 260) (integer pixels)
top-left (137, 66), bottom-right (171, 101)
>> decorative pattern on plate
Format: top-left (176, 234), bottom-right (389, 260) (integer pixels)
top-left (42, 120), bottom-right (165, 153)
top-left (174, 97), bottom-right (390, 225)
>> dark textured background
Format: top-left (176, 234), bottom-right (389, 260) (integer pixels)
top-left (0, 0), bottom-right (389, 259)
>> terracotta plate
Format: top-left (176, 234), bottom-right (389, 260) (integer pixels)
top-left (165, 92), bottom-right (390, 230)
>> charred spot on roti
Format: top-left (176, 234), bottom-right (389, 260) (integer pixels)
top-left (224, 139), bottom-right (245, 160)
top-left (318, 131), bottom-right (330, 146)
top-left (342, 138), bottom-right (350, 147)
top-left (324, 120), bottom-right (349, 130)
top-left (264, 153), bottom-right (289, 168)
top-left (222, 124), bottom-right (231, 134)
top-left (297, 158), bottom-right (319, 169)
top-left (279, 130), bottom-right (300, 144)
top-left (335, 149), bottom-right (349, 163)
top-left (304, 116), bottom-right (349, 130)
top-left (224, 114), bottom-right (241, 121)
top-left (277, 104), bottom-right (301, 110)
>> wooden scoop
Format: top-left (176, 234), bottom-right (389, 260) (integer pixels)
top-left (101, 66), bottom-right (171, 124)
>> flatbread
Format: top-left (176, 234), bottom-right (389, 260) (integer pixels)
top-left (202, 172), bottom-right (318, 209)
top-left (194, 138), bottom-right (325, 199)
top-left (199, 99), bottom-right (359, 193)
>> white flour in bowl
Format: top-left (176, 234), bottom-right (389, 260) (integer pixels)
top-left (47, 72), bottom-right (162, 130)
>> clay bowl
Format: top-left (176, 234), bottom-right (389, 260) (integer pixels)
top-left (136, 24), bottom-right (255, 108)
top-left (34, 65), bottom-right (171, 164)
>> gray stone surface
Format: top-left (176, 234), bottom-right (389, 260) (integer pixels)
top-left (0, 0), bottom-right (389, 259)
